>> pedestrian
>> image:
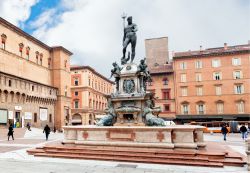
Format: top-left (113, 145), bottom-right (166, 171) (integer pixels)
top-left (43, 124), bottom-right (51, 141)
top-left (7, 124), bottom-right (14, 141)
top-left (239, 124), bottom-right (248, 141)
top-left (53, 126), bottom-right (56, 133)
top-left (221, 124), bottom-right (228, 141)
top-left (26, 122), bottom-right (31, 131)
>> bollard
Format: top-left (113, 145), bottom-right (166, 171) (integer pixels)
top-left (246, 138), bottom-right (250, 171)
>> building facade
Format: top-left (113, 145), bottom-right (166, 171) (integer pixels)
top-left (0, 17), bottom-right (72, 129)
top-left (147, 64), bottom-right (176, 120)
top-left (173, 43), bottom-right (250, 123)
top-left (70, 66), bottom-right (113, 125)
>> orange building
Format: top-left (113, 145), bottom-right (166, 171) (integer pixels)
top-left (145, 37), bottom-right (175, 120)
top-left (173, 43), bottom-right (250, 123)
top-left (147, 64), bottom-right (176, 120)
top-left (70, 66), bottom-right (114, 125)
top-left (0, 17), bottom-right (72, 129)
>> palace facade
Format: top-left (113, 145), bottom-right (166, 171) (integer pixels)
top-left (173, 43), bottom-right (250, 123)
top-left (0, 17), bottom-right (72, 129)
top-left (70, 66), bottom-right (114, 125)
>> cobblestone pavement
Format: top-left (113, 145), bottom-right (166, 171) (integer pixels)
top-left (0, 128), bottom-right (248, 173)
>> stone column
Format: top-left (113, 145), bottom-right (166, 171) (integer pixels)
top-left (246, 138), bottom-right (250, 171)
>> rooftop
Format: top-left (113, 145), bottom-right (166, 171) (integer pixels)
top-left (0, 17), bottom-right (72, 55)
top-left (149, 63), bottom-right (174, 75)
top-left (70, 65), bottom-right (114, 84)
top-left (173, 43), bottom-right (250, 59)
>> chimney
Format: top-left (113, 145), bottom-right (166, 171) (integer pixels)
top-left (224, 43), bottom-right (228, 50)
top-left (200, 45), bottom-right (203, 51)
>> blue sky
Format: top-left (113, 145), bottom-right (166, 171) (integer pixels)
top-left (23, 0), bottom-right (62, 33)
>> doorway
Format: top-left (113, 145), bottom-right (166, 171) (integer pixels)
top-left (15, 112), bottom-right (21, 128)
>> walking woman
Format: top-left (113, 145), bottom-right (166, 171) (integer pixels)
top-left (8, 124), bottom-right (14, 141)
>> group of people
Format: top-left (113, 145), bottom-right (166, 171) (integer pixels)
top-left (221, 124), bottom-right (249, 141)
top-left (7, 123), bottom-right (54, 141)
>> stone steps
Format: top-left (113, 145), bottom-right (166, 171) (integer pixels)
top-left (27, 144), bottom-right (246, 167)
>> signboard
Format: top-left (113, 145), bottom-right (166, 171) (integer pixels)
top-left (0, 109), bottom-right (8, 124)
top-left (39, 108), bottom-right (48, 121)
top-left (8, 111), bottom-right (14, 119)
top-left (24, 112), bottom-right (32, 120)
top-left (15, 106), bottom-right (22, 111)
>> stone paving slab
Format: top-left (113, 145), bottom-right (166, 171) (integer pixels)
top-left (0, 146), bottom-right (26, 153)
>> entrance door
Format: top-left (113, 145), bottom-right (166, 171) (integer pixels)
top-left (15, 112), bottom-right (21, 128)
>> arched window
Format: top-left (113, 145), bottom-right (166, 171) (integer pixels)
top-left (39, 53), bottom-right (43, 65)
top-left (35, 51), bottom-right (39, 64)
top-left (19, 43), bottom-right (24, 56)
top-left (162, 78), bottom-right (168, 85)
top-left (26, 46), bottom-right (30, 60)
top-left (8, 80), bottom-right (12, 87)
top-left (48, 58), bottom-right (51, 68)
top-left (1, 33), bottom-right (7, 49)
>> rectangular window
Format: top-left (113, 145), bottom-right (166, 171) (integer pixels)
top-left (212, 59), bottom-right (221, 67)
top-left (213, 72), bottom-right (221, 80)
top-left (74, 100), bottom-right (79, 108)
top-left (74, 78), bottom-right (79, 86)
top-left (237, 101), bottom-right (244, 113)
top-left (162, 90), bottom-right (170, 99)
top-left (235, 84), bottom-right (244, 94)
top-left (197, 104), bottom-right (205, 114)
top-left (232, 58), bottom-right (241, 66)
top-left (196, 87), bottom-right (203, 96)
top-left (180, 74), bottom-right (187, 82)
top-left (182, 105), bottom-right (189, 114)
top-left (215, 86), bottom-right (222, 95)
top-left (233, 71), bottom-right (242, 79)
top-left (217, 103), bottom-right (224, 114)
top-left (164, 104), bottom-right (170, 112)
top-left (181, 87), bottom-right (188, 96)
top-left (195, 60), bottom-right (202, 69)
top-left (195, 73), bottom-right (202, 82)
top-left (49, 114), bottom-right (52, 123)
top-left (75, 91), bottom-right (78, 96)
top-left (34, 113), bottom-right (37, 123)
top-left (180, 62), bottom-right (187, 70)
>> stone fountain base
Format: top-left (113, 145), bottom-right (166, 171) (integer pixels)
top-left (62, 125), bottom-right (206, 149)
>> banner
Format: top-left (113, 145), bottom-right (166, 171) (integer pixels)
top-left (39, 108), bottom-right (48, 121)
top-left (24, 112), bottom-right (32, 120)
top-left (8, 111), bottom-right (14, 119)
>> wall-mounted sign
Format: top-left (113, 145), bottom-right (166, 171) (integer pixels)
top-left (8, 111), bottom-right (14, 119)
top-left (14, 106), bottom-right (22, 111)
top-left (39, 108), bottom-right (48, 121)
top-left (24, 112), bottom-right (32, 120)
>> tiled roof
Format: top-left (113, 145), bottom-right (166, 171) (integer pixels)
top-left (173, 44), bottom-right (250, 59)
top-left (149, 64), bottom-right (174, 74)
top-left (70, 65), bottom-right (114, 84)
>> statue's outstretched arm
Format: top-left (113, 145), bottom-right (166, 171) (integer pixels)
top-left (133, 24), bottom-right (138, 32)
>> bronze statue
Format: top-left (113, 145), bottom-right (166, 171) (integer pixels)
top-left (121, 16), bottom-right (137, 64)
top-left (137, 58), bottom-right (151, 91)
top-left (96, 100), bottom-right (116, 126)
top-left (143, 100), bottom-right (165, 126)
top-left (110, 62), bottom-right (122, 92)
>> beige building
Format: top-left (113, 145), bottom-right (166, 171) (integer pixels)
top-left (0, 17), bottom-right (72, 129)
top-left (70, 66), bottom-right (113, 125)
top-left (173, 43), bottom-right (250, 123)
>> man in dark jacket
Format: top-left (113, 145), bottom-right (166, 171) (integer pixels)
top-left (240, 124), bottom-right (248, 141)
top-left (43, 124), bottom-right (51, 141)
top-left (221, 124), bottom-right (228, 141)
top-left (8, 124), bottom-right (14, 141)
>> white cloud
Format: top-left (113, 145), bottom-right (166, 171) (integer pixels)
top-left (0, 0), bottom-right (39, 26)
top-left (28, 0), bottom-right (250, 77)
